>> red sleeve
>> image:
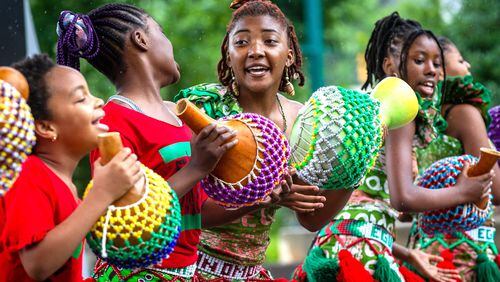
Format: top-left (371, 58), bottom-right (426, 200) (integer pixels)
top-left (199, 185), bottom-right (208, 204)
top-left (1, 174), bottom-right (55, 252)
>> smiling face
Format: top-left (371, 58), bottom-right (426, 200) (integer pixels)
top-left (43, 66), bottom-right (108, 154)
top-left (227, 15), bottom-right (293, 96)
top-left (404, 35), bottom-right (442, 98)
top-left (145, 17), bottom-right (180, 86)
top-left (443, 44), bottom-right (471, 77)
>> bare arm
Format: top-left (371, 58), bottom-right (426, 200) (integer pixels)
top-left (167, 124), bottom-right (238, 198)
top-left (385, 122), bottom-right (491, 212)
top-left (445, 104), bottom-right (500, 205)
top-left (202, 171), bottom-right (326, 228)
top-left (296, 188), bottom-right (353, 232)
top-left (19, 150), bottom-right (141, 280)
top-left (201, 199), bottom-right (260, 228)
top-left (393, 243), bottom-right (460, 282)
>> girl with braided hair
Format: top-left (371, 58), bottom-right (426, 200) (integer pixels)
top-left (0, 54), bottom-right (141, 281)
top-left (175, 0), bottom-right (342, 281)
top-left (292, 12), bottom-right (493, 282)
top-left (407, 36), bottom-right (500, 281)
top-left (56, 3), bottom-right (240, 281)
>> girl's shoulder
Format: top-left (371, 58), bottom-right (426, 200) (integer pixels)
top-left (440, 75), bottom-right (492, 126)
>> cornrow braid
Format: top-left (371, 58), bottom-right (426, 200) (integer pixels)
top-left (218, 0), bottom-right (305, 93)
top-left (57, 3), bottom-right (149, 82)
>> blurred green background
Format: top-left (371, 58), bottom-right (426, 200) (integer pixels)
top-left (29, 0), bottom-right (499, 263)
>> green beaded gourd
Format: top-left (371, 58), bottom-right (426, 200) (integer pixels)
top-left (290, 77), bottom-right (418, 189)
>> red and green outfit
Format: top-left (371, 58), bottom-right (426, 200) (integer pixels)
top-left (89, 98), bottom-right (207, 281)
top-left (292, 91), bottom-right (444, 282)
top-left (175, 83), bottom-right (284, 281)
top-left (408, 75), bottom-right (499, 281)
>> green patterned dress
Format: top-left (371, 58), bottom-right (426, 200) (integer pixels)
top-left (174, 83), bottom-right (281, 281)
top-left (292, 91), bottom-right (445, 282)
top-left (408, 75), bottom-right (498, 281)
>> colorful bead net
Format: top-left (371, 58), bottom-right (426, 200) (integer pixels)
top-left (85, 165), bottom-right (181, 268)
top-left (201, 113), bottom-right (290, 209)
top-left (0, 80), bottom-right (35, 196)
top-left (417, 155), bottom-right (491, 235)
top-left (289, 85), bottom-right (383, 190)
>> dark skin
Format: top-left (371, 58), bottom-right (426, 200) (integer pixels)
top-left (383, 35), bottom-right (493, 213)
top-left (384, 35), bottom-right (492, 282)
top-left (113, 17), bottom-right (238, 199)
top-left (203, 15), bottom-right (330, 227)
top-left (440, 44), bottom-right (500, 205)
top-left (19, 66), bottom-right (141, 280)
top-left (107, 15), bottom-right (321, 228)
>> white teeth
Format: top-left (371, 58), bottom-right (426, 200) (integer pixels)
top-left (423, 82), bottom-right (434, 87)
top-left (247, 66), bottom-right (269, 72)
top-left (96, 123), bottom-right (109, 132)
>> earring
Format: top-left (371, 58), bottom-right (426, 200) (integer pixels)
top-left (392, 72), bottom-right (399, 78)
top-left (51, 135), bottom-right (57, 142)
top-left (230, 69), bottom-right (239, 97)
top-left (283, 68), bottom-right (295, 96)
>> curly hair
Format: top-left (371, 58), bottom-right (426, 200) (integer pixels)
top-left (11, 54), bottom-right (56, 120)
top-left (218, 0), bottom-right (305, 93)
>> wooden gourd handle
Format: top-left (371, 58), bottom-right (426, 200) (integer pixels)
top-left (98, 132), bottom-right (123, 165)
top-left (468, 147), bottom-right (500, 209)
top-left (97, 132), bottom-right (145, 206)
top-left (176, 99), bottom-right (216, 134)
top-left (0, 66), bottom-right (30, 100)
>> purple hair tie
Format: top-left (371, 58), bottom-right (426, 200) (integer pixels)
top-left (489, 105), bottom-right (500, 151)
top-left (56, 11), bottom-right (99, 70)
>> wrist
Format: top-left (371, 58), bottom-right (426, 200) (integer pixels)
top-left (86, 184), bottom-right (114, 208)
top-left (185, 162), bottom-right (209, 181)
top-left (405, 249), bottom-right (417, 264)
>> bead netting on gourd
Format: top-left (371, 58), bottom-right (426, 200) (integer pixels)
top-left (201, 113), bottom-right (290, 209)
top-left (85, 164), bottom-right (181, 268)
top-left (0, 80), bottom-right (35, 196)
top-left (290, 86), bottom-right (383, 190)
top-left (417, 155), bottom-right (491, 235)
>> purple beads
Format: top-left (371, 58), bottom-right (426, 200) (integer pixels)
top-left (201, 113), bottom-right (290, 209)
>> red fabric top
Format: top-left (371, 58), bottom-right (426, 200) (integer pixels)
top-left (90, 101), bottom-right (207, 268)
top-left (0, 156), bottom-right (83, 282)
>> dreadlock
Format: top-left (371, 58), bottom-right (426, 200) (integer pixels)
top-left (56, 3), bottom-right (149, 82)
top-left (218, 0), bottom-right (305, 93)
top-left (362, 12), bottom-right (446, 91)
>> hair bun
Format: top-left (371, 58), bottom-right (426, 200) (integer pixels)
top-left (56, 12), bottom-right (89, 49)
top-left (56, 10), bottom-right (99, 70)
top-left (230, 0), bottom-right (269, 10)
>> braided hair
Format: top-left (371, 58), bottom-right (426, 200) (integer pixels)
top-left (362, 12), bottom-right (446, 91)
top-left (11, 54), bottom-right (56, 120)
top-left (56, 3), bottom-right (149, 82)
top-left (218, 0), bottom-right (305, 93)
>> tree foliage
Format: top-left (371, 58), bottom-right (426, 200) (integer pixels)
top-left (28, 0), bottom-right (497, 193)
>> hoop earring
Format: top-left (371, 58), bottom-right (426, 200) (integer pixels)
top-left (283, 68), bottom-right (295, 96)
top-left (230, 69), bottom-right (239, 97)
top-left (392, 72), bottom-right (399, 78)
